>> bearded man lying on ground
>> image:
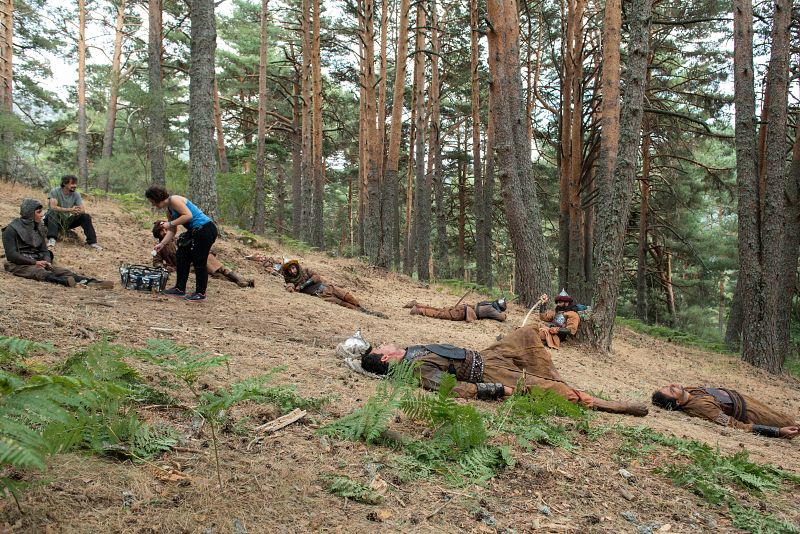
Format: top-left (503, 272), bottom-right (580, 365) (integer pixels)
top-left (345, 324), bottom-right (648, 416)
top-left (2, 199), bottom-right (114, 289)
top-left (652, 384), bottom-right (799, 439)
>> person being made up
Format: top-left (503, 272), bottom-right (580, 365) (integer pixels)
top-left (403, 298), bottom-right (508, 322)
top-left (151, 221), bottom-right (254, 288)
top-left (145, 186), bottom-right (218, 302)
top-left (46, 174), bottom-right (102, 250)
top-left (280, 259), bottom-right (386, 318)
top-left (652, 384), bottom-right (799, 439)
top-left (3, 199), bottom-right (113, 288)
top-left (538, 290), bottom-right (582, 349)
top-left (357, 324), bottom-right (648, 416)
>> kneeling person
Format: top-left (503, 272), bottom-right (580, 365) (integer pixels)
top-left (3, 199), bottom-right (113, 288)
top-left (152, 221), bottom-right (254, 288)
top-left (538, 290), bottom-right (582, 349)
top-left (652, 384), bottom-right (798, 439)
top-left (359, 324), bottom-right (647, 416)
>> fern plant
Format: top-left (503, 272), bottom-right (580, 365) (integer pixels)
top-left (0, 335), bottom-right (53, 373)
top-left (322, 474), bottom-right (382, 504)
top-left (136, 339), bottom-right (229, 396)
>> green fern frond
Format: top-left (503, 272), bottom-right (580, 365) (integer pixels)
top-left (322, 474), bottom-right (382, 504)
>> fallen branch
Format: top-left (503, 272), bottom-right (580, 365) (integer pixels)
top-left (81, 300), bottom-right (116, 308)
top-left (246, 409), bottom-right (307, 450)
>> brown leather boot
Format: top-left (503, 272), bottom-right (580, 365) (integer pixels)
top-left (592, 399), bottom-right (649, 417)
top-left (220, 266), bottom-right (254, 288)
top-left (403, 300), bottom-right (417, 309)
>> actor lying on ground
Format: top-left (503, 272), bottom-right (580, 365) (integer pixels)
top-left (2, 199), bottom-right (113, 288)
top-left (538, 290), bottom-right (583, 349)
top-left (403, 298), bottom-right (507, 322)
top-left (152, 221), bottom-right (254, 288)
top-left (280, 259), bottom-right (386, 318)
top-left (358, 324), bottom-right (648, 416)
top-left (652, 384), bottom-right (799, 439)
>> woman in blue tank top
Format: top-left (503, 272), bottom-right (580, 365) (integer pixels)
top-left (145, 186), bottom-right (218, 302)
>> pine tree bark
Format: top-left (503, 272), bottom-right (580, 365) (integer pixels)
top-left (362, 0), bottom-right (385, 264)
top-left (432, 0), bottom-right (450, 279)
top-left (300, 0), bottom-right (313, 241)
top-left (213, 78), bottom-right (229, 173)
top-left (595, 0), bottom-right (621, 197)
top-left (779, 116), bottom-right (800, 353)
top-left (252, 0), bottom-right (270, 234)
top-left (77, 0), bottom-right (88, 189)
top-left (188, 0), bottom-right (219, 219)
top-left (635, 116), bottom-right (652, 321)
top-left (275, 164), bottom-right (286, 239)
top-left (486, 0), bottom-right (551, 306)
top-left (309, 0), bottom-right (324, 248)
top-left (470, 0), bottom-right (486, 285)
top-left (0, 0), bottom-right (11, 181)
top-left (482, 88), bottom-right (496, 287)
top-left (385, 0), bottom-right (410, 267)
top-left (148, 0), bottom-right (166, 187)
top-left (584, 0), bottom-right (652, 351)
top-left (406, 1), bottom-right (426, 276)
top-left (97, 0), bottom-right (125, 192)
top-left (734, 0), bottom-right (791, 373)
top-left (290, 45), bottom-right (302, 239)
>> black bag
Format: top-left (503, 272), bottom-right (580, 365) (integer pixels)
top-left (119, 264), bottom-right (170, 292)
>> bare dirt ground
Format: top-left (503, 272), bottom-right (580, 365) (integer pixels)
top-left (1, 182), bottom-right (798, 533)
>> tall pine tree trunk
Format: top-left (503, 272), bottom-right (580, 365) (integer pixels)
top-left (98, 0), bottom-right (125, 192)
top-left (470, 0), bottom-right (486, 285)
top-left (148, 0), bottom-right (165, 186)
top-left (252, 0), bottom-right (270, 234)
top-left (482, 88), bottom-right (496, 287)
top-left (0, 0), bottom-right (12, 181)
top-left (310, 0), bottom-right (324, 248)
top-left (584, 0), bottom-right (652, 351)
top-left (406, 2), bottom-right (426, 276)
top-left (432, 0), bottom-right (450, 279)
top-left (290, 47), bottom-right (302, 239)
top-left (635, 116), bottom-right (652, 321)
top-left (736, 0), bottom-right (791, 373)
top-left (385, 0), bottom-right (410, 267)
top-left (188, 0), bottom-right (219, 219)
top-left (486, 0), bottom-right (551, 306)
top-left (77, 0), bottom-right (88, 189)
top-left (300, 0), bottom-right (313, 241)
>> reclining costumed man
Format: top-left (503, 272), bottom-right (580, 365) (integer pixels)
top-left (403, 298), bottom-right (508, 322)
top-left (357, 323), bottom-right (648, 416)
top-left (280, 259), bottom-right (386, 318)
top-left (2, 199), bottom-right (113, 288)
top-left (152, 221), bottom-right (254, 288)
top-left (652, 384), bottom-right (799, 439)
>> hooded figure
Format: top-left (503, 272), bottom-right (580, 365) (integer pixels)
top-left (2, 199), bottom-right (52, 265)
top-left (3, 199), bottom-right (113, 288)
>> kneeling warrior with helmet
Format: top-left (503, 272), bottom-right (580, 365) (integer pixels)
top-left (538, 290), bottom-right (582, 349)
top-left (280, 259), bottom-right (386, 318)
top-left (348, 324), bottom-right (648, 416)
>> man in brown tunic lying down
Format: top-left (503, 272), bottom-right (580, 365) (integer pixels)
top-left (403, 298), bottom-right (508, 322)
top-left (651, 384), bottom-right (799, 439)
top-left (280, 259), bottom-right (386, 318)
top-left (358, 324), bottom-right (648, 416)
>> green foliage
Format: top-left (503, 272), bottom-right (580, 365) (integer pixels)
top-left (729, 500), bottom-right (800, 534)
top-left (322, 474), bottom-right (382, 504)
top-left (401, 373), bottom-right (487, 450)
top-left (320, 361), bottom-right (418, 444)
top-left (0, 335), bottom-right (53, 373)
top-left (136, 339), bottom-right (229, 395)
top-left (616, 317), bottom-right (731, 354)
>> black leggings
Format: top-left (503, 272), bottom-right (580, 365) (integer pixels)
top-left (175, 221), bottom-right (218, 294)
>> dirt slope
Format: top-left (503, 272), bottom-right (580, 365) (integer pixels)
top-left (0, 182), bottom-right (798, 533)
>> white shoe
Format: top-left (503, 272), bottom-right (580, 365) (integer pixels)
top-left (88, 243), bottom-right (103, 251)
top-left (47, 238), bottom-right (56, 248)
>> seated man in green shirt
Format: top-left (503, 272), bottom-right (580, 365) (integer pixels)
top-left (46, 174), bottom-right (102, 251)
